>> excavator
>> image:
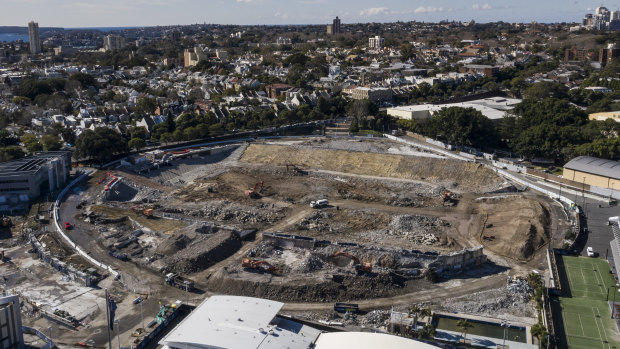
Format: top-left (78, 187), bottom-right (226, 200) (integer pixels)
top-left (242, 257), bottom-right (278, 274)
top-left (130, 205), bottom-right (154, 218)
top-left (1, 216), bottom-right (11, 228)
top-left (333, 251), bottom-right (372, 273)
top-left (441, 191), bottom-right (456, 206)
top-left (245, 180), bottom-right (264, 198)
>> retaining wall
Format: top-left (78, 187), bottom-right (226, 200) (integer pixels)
top-left (53, 170), bottom-right (119, 278)
top-left (263, 232), bottom-right (486, 273)
top-left (29, 234), bottom-right (98, 286)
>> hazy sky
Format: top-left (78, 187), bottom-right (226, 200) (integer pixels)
top-left (2, 0), bottom-right (620, 28)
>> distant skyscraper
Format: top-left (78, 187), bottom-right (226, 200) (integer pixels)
top-left (332, 16), bottom-right (341, 34)
top-left (28, 21), bottom-right (41, 54)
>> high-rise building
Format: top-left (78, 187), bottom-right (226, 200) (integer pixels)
top-left (103, 35), bottom-right (126, 51)
top-left (368, 36), bottom-right (384, 49)
top-left (333, 16), bottom-right (341, 34)
top-left (327, 16), bottom-right (342, 35)
top-left (599, 43), bottom-right (620, 66)
top-left (28, 21), bottom-right (41, 54)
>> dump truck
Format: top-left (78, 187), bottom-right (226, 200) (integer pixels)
top-left (165, 273), bottom-right (195, 290)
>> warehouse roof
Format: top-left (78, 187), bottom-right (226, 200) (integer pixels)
top-left (314, 332), bottom-right (439, 349)
top-left (564, 156), bottom-right (620, 180)
top-left (159, 296), bottom-right (320, 349)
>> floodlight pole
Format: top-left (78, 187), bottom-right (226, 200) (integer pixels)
top-left (614, 286), bottom-right (618, 319)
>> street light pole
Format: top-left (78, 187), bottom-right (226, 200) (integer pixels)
top-left (184, 281), bottom-right (189, 307)
top-left (614, 286), bottom-right (618, 319)
top-left (502, 320), bottom-right (508, 348)
top-left (115, 319), bottom-right (120, 349)
top-left (140, 299), bottom-right (144, 330)
top-left (582, 177), bottom-right (586, 210)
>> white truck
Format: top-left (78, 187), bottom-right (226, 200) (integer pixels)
top-left (310, 199), bottom-right (329, 208)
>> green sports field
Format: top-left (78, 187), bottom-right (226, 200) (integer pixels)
top-left (552, 255), bottom-right (620, 349)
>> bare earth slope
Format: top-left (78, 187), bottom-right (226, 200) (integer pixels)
top-left (241, 144), bottom-right (502, 190)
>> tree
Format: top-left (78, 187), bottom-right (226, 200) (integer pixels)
top-left (422, 107), bottom-right (498, 148)
top-left (40, 135), bottom-right (62, 151)
top-left (69, 72), bottom-right (96, 88)
top-left (523, 81), bottom-right (568, 100)
top-left (0, 146), bottom-right (25, 162)
top-left (456, 319), bottom-right (474, 341)
top-left (134, 97), bottom-right (157, 115)
top-left (530, 322), bottom-right (547, 347)
top-left (74, 128), bottom-right (128, 164)
top-left (128, 137), bottom-right (146, 150)
top-left (20, 133), bottom-right (42, 153)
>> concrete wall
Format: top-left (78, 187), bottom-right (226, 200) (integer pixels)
top-left (0, 295), bottom-right (24, 349)
top-left (29, 234), bottom-right (97, 286)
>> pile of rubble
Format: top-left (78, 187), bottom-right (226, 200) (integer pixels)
top-left (297, 211), bottom-right (335, 232)
top-left (293, 253), bottom-right (324, 273)
top-left (439, 279), bottom-right (534, 317)
top-left (389, 215), bottom-right (449, 235)
top-left (160, 231), bottom-right (242, 274)
top-left (162, 201), bottom-right (285, 225)
top-left (361, 309), bottom-right (390, 327)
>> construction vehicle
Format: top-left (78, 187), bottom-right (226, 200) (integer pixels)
top-left (245, 180), bottom-right (264, 198)
top-left (310, 199), bottom-right (329, 208)
top-left (333, 251), bottom-right (372, 273)
top-left (241, 257), bottom-right (278, 274)
top-left (130, 205), bottom-right (154, 217)
top-left (1, 217), bottom-right (11, 228)
top-left (441, 191), bottom-right (456, 206)
top-left (165, 273), bottom-right (195, 290)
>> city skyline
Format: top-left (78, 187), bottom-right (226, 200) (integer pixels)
top-left (2, 0), bottom-right (620, 28)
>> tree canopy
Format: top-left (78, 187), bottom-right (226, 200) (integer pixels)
top-left (421, 107), bottom-right (498, 148)
top-left (74, 128), bottom-right (128, 163)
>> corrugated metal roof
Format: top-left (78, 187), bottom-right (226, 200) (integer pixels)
top-left (564, 156), bottom-right (620, 180)
top-left (159, 296), bottom-right (318, 349)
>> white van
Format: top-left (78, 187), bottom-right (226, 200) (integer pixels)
top-left (310, 199), bottom-right (329, 208)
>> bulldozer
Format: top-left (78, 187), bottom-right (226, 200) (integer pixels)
top-left (130, 205), bottom-right (154, 218)
top-left (241, 257), bottom-right (278, 274)
top-left (333, 251), bottom-right (372, 273)
top-left (245, 180), bottom-right (264, 199)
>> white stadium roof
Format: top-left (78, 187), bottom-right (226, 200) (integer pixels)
top-left (159, 296), bottom-right (320, 349)
top-left (315, 332), bottom-right (440, 349)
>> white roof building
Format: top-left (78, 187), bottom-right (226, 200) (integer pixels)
top-left (387, 97), bottom-right (522, 121)
top-left (315, 332), bottom-right (439, 349)
top-left (159, 296), bottom-right (321, 349)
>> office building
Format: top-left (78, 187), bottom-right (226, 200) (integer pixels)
top-left (368, 36), bottom-right (384, 49)
top-left (28, 21), bottom-right (41, 54)
top-left (0, 295), bottom-right (24, 349)
top-left (183, 47), bottom-right (206, 67)
top-left (351, 87), bottom-right (392, 103)
top-left (103, 35), bottom-right (126, 51)
top-left (332, 16), bottom-right (341, 34)
top-left (599, 43), bottom-right (620, 66)
top-left (0, 151), bottom-right (72, 213)
top-left (327, 16), bottom-right (342, 35)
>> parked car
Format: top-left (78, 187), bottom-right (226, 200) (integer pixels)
top-left (64, 222), bottom-right (72, 230)
top-left (587, 247), bottom-right (595, 257)
top-left (133, 296), bottom-right (143, 304)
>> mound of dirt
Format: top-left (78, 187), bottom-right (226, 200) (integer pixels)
top-left (476, 195), bottom-right (550, 260)
top-left (162, 232), bottom-right (242, 273)
top-left (241, 144), bottom-right (502, 190)
top-left (206, 272), bottom-right (426, 302)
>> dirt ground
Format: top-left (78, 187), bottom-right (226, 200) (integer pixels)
top-left (2, 136), bottom-right (569, 348)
